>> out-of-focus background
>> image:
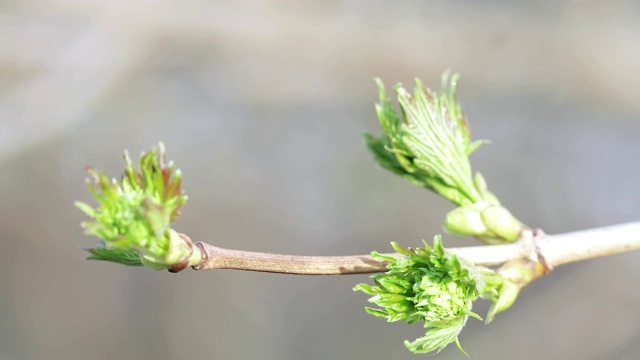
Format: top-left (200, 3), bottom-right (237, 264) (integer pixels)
top-left (2, 1), bottom-right (640, 359)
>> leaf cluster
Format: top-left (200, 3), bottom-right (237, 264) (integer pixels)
top-left (354, 236), bottom-right (485, 355)
top-left (76, 143), bottom-right (188, 268)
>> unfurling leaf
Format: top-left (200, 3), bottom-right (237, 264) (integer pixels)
top-left (365, 73), bottom-right (526, 243)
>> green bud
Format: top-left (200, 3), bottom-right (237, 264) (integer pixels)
top-left (444, 204), bottom-right (488, 237)
top-left (480, 206), bottom-right (523, 243)
top-left (444, 202), bottom-right (524, 244)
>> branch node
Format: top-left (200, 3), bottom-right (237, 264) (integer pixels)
top-left (191, 241), bottom-right (208, 271)
top-left (532, 228), bottom-right (553, 274)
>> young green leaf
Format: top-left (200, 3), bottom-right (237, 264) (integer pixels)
top-left (366, 74), bottom-right (484, 206)
top-left (84, 245), bottom-right (144, 266)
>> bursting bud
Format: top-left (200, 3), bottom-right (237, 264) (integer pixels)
top-left (76, 143), bottom-right (198, 270)
top-left (354, 236), bottom-right (485, 355)
top-left (444, 202), bottom-right (489, 237)
top-left (365, 73), bottom-right (528, 244)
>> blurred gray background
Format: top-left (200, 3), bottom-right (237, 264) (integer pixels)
top-left (2, 1), bottom-right (640, 359)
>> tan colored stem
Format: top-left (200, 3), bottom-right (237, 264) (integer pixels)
top-left (192, 242), bottom-right (386, 274)
top-left (537, 222), bottom-right (640, 268)
top-left (187, 221), bottom-right (640, 275)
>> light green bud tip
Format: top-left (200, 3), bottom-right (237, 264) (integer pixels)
top-left (76, 143), bottom-right (190, 269)
top-left (353, 235), bottom-right (484, 356)
top-left (444, 203), bottom-right (488, 236)
top-left (445, 203), bottom-right (523, 244)
top-left (480, 206), bottom-right (522, 242)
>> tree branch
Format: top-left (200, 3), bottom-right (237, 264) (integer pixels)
top-left (538, 221), bottom-right (640, 268)
top-left (192, 243), bottom-right (383, 274)
top-left (185, 221), bottom-right (640, 275)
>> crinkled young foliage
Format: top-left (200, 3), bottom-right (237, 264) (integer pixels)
top-left (76, 143), bottom-right (188, 269)
top-left (365, 73), bottom-right (487, 207)
top-left (354, 236), bottom-right (486, 355)
top-left (365, 74), bottom-right (524, 243)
